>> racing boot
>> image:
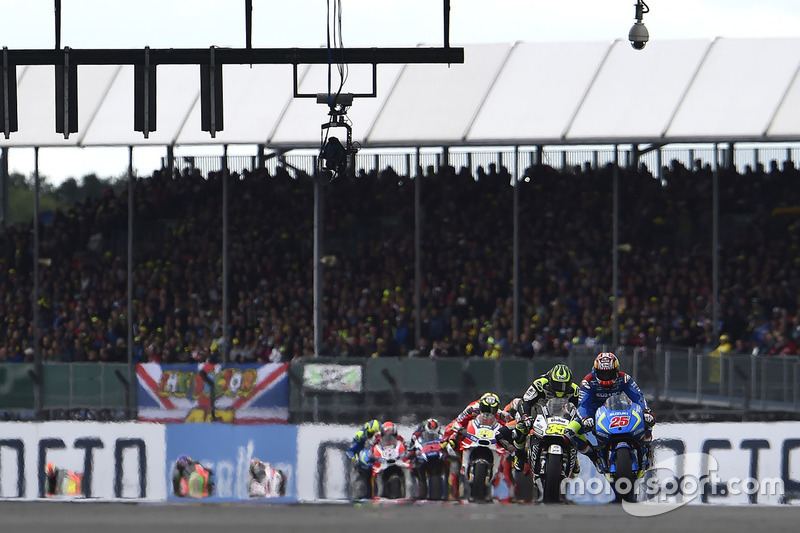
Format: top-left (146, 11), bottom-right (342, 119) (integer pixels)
top-left (512, 446), bottom-right (526, 472)
top-left (570, 447), bottom-right (581, 477)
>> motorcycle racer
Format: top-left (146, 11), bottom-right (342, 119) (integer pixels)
top-left (44, 462), bottom-right (83, 497)
top-left (442, 393), bottom-right (510, 499)
top-left (346, 419), bottom-right (381, 499)
top-left (248, 457), bottom-right (287, 498)
top-left (443, 392), bottom-right (512, 448)
top-left (376, 420), bottom-right (404, 446)
top-left (406, 418), bottom-right (442, 463)
top-left (578, 352), bottom-right (656, 467)
top-left (172, 455), bottom-right (213, 497)
top-left (498, 364), bottom-right (585, 475)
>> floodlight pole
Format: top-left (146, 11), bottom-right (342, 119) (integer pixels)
top-left (54, 0), bottom-right (61, 50)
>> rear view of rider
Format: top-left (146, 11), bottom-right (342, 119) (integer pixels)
top-left (346, 419), bottom-right (381, 499)
top-left (498, 364), bottom-right (584, 475)
top-left (45, 462), bottom-right (61, 496)
top-left (172, 455), bottom-right (202, 496)
top-left (578, 352), bottom-right (656, 468)
top-left (248, 457), bottom-right (287, 498)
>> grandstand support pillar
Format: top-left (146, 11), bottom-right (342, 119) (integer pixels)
top-left (313, 158), bottom-right (323, 357)
top-left (127, 146), bottom-right (136, 420)
top-left (712, 144), bottom-right (719, 338)
top-left (512, 146), bottom-right (520, 342)
top-left (0, 146), bottom-right (8, 231)
top-left (612, 146), bottom-right (619, 349)
top-left (257, 144), bottom-right (265, 169)
top-left (656, 147), bottom-right (662, 181)
top-left (33, 147), bottom-right (42, 418)
top-left (414, 147), bottom-right (422, 350)
top-left (166, 144), bottom-right (174, 177)
top-left (222, 145), bottom-right (230, 364)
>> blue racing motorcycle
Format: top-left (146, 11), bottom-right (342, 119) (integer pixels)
top-left (593, 394), bottom-right (650, 502)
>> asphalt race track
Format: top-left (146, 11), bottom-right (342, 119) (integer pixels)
top-left (1, 502), bottom-right (794, 533)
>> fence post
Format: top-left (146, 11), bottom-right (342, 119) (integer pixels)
top-left (663, 351), bottom-right (670, 400)
top-left (784, 358), bottom-right (790, 404)
top-left (751, 355), bottom-right (757, 407)
top-left (696, 351), bottom-right (702, 404)
top-left (761, 359), bottom-right (767, 409)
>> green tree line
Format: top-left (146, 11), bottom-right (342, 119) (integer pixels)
top-left (7, 172), bottom-right (128, 226)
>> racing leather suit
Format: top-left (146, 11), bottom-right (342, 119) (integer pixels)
top-left (498, 375), bottom-right (583, 475)
top-left (346, 425), bottom-right (378, 499)
top-left (578, 371), bottom-right (654, 470)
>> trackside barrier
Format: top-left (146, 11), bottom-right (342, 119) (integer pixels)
top-left (3, 421), bottom-right (798, 504)
top-left (0, 422), bottom-right (166, 500)
top-left (165, 423), bottom-right (298, 502)
top-left (297, 422), bottom-right (800, 505)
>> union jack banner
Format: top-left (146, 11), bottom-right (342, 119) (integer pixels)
top-left (137, 362), bottom-right (290, 424)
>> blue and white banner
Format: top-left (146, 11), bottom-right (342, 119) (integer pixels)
top-left (165, 424), bottom-right (298, 502)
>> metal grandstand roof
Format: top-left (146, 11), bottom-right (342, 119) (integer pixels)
top-left (4, 37), bottom-right (800, 149)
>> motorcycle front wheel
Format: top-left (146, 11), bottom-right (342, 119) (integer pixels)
top-left (427, 464), bottom-right (444, 501)
top-left (543, 453), bottom-right (562, 503)
top-left (470, 461), bottom-right (489, 502)
top-left (613, 447), bottom-right (636, 503)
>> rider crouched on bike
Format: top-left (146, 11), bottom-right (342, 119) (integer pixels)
top-left (497, 364), bottom-right (585, 476)
top-left (442, 393), bottom-right (511, 497)
top-left (376, 421), bottom-right (404, 447)
top-left (406, 418), bottom-right (442, 463)
top-left (172, 455), bottom-right (208, 497)
top-left (346, 419), bottom-right (381, 499)
top-left (443, 392), bottom-right (511, 451)
top-left (248, 457), bottom-right (287, 498)
top-left (578, 352), bottom-right (656, 470)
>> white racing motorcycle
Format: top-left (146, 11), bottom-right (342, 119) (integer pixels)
top-left (528, 397), bottom-right (580, 503)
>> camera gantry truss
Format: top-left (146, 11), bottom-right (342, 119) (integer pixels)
top-left (0, 0), bottom-right (464, 139)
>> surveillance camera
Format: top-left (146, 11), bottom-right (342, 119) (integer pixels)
top-left (628, 22), bottom-right (649, 50)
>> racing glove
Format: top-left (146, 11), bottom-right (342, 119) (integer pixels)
top-left (643, 409), bottom-right (656, 427)
top-left (581, 417), bottom-right (595, 432)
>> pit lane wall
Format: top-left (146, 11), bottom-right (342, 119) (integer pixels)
top-left (297, 421), bottom-right (800, 505)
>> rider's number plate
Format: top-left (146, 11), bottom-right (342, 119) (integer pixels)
top-left (477, 428), bottom-right (494, 439)
top-left (546, 423), bottom-right (568, 435)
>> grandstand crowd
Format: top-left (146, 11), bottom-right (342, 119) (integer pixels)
top-left (1, 156), bottom-right (799, 364)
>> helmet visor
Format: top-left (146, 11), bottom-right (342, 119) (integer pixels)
top-left (595, 368), bottom-right (618, 383)
top-left (551, 380), bottom-right (569, 396)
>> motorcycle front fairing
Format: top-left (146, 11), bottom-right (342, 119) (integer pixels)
top-left (595, 400), bottom-right (647, 475)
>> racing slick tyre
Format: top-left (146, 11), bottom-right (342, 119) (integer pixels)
top-left (613, 447), bottom-right (636, 503)
top-left (428, 469), bottom-right (444, 501)
top-left (386, 473), bottom-right (404, 499)
top-left (543, 453), bottom-right (562, 503)
top-left (470, 461), bottom-right (489, 503)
